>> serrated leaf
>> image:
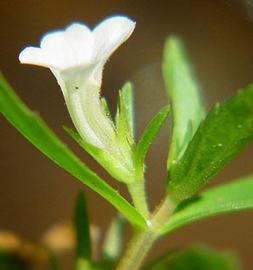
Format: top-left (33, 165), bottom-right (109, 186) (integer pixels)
top-left (135, 106), bottom-right (170, 175)
top-left (161, 176), bottom-right (253, 235)
top-left (167, 84), bottom-right (253, 202)
top-left (143, 246), bottom-right (241, 270)
top-left (74, 192), bottom-right (91, 261)
top-left (102, 215), bottom-right (125, 263)
top-left (162, 36), bottom-right (205, 168)
top-left (0, 73), bottom-right (146, 229)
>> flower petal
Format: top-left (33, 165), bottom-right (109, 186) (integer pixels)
top-left (40, 23), bottom-right (94, 69)
top-left (19, 23), bottom-right (95, 70)
top-left (19, 47), bottom-right (51, 67)
top-left (19, 17), bottom-right (135, 71)
top-left (93, 16), bottom-right (135, 62)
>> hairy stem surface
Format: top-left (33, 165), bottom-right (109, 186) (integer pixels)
top-left (116, 197), bottom-right (174, 270)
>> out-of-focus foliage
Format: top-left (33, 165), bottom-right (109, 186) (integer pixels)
top-left (143, 246), bottom-right (241, 270)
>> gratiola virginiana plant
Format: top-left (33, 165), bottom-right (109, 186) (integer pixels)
top-left (0, 14), bottom-right (253, 270)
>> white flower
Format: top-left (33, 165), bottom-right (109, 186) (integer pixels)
top-left (19, 16), bottom-right (135, 149)
top-left (19, 16), bottom-right (135, 74)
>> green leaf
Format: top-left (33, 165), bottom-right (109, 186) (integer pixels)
top-left (101, 97), bottom-right (113, 121)
top-left (161, 176), bottom-right (253, 235)
top-left (167, 84), bottom-right (253, 202)
top-left (120, 82), bottom-right (134, 137)
top-left (64, 127), bottom-right (135, 184)
top-left (102, 215), bottom-right (125, 263)
top-left (0, 73), bottom-right (146, 230)
top-left (115, 83), bottom-right (135, 147)
top-left (135, 106), bottom-right (170, 175)
top-left (74, 192), bottom-right (91, 261)
top-left (162, 36), bottom-right (205, 168)
top-left (142, 246), bottom-right (241, 270)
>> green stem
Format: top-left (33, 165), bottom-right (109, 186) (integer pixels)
top-left (151, 196), bottom-right (175, 227)
top-left (116, 197), bottom-right (175, 270)
top-left (116, 230), bottom-right (158, 270)
top-left (127, 180), bottom-right (149, 219)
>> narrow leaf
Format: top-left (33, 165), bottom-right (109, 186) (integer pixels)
top-left (143, 246), bottom-right (241, 270)
top-left (135, 106), bottom-right (170, 173)
top-left (167, 84), bottom-right (253, 202)
top-left (115, 83), bottom-right (135, 147)
top-left (121, 82), bottom-right (134, 137)
top-left (74, 192), bottom-right (91, 260)
top-left (0, 74), bottom-right (146, 229)
top-left (163, 36), bottom-right (205, 168)
top-left (101, 97), bottom-right (112, 121)
top-left (161, 176), bottom-right (253, 235)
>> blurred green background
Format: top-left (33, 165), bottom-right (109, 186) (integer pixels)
top-left (0, 0), bottom-right (253, 269)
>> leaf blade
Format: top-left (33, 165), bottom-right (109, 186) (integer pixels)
top-left (121, 82), bottom-right (134, 137)
top-left (135, 106), bottom-right (170, 173)
top-left (0, 73), bottom-right (146, 229)
top-left (162, 36), bottom-right (205, 168)
top-left (167, 84), bottom-right (253, 202)
top-left (115, 82), bottom-right (135, 150)
top-left (74, 192), bottom-right (91, 261)
top-left (161, 176), bottom-right (253, 235)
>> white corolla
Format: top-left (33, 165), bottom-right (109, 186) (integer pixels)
top-left (19, 16), bottom-right (135, 149)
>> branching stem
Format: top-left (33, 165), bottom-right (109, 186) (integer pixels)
top-left (116, 196), bottom-right (175, 270)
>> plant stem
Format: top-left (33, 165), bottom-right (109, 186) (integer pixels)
top-left (115, 230), bottom-right (158, 270)
top-left (127, 180), bottom-right (149, 219)
top-left (116, 197), bottom-right (175, 270)
top-left (151, 196), bottom-right (175, 227)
